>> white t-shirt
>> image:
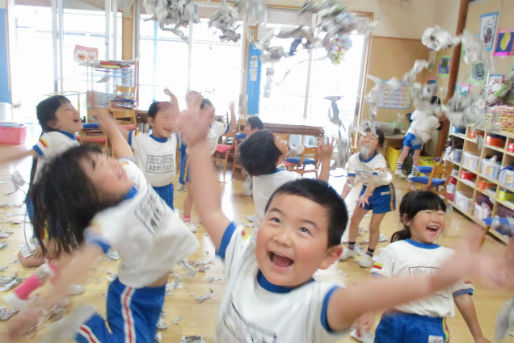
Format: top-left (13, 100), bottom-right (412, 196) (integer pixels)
top-left (216, 222), bottom-right (347, 343)
top-left (128, 131), bottom-right (177, 187)
top-left (407, 109), bottom-right (440, 144)
top-left (252, 169), bottom-right (300, 228)
top-left (207, 121), bottom-right (227, 155)
top-left (33, 130), bottom-right (80, 182)
top-left (346, 152), bottom-right (391, 186)
top-left (87, 159), bottom-right (198, 288)
top-left (371, 239), bottom-right (473, 317)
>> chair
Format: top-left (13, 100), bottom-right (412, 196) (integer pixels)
top-left (408, 159), bottom-right (453, 199)
top-left (79, 123), bottom-right (109, 153)
top-left (109, 85), bottom-right (137, 125)
top-left (214, 131), bottom-right (237, 181)
top-left (286, 146), bottom-right (320, 177)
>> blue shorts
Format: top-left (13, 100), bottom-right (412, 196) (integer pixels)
top-left (153, 183), bottom-right (174, 209)
top-left (359, 184), bottom-right (395, 214)
top-left (76, 278), bottom-right (165, 343)
top-left (375, 311), bottom-right (449, 343)
top-left (402, 133), bottom-right (422, 150)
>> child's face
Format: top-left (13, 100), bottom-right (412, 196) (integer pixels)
top-left (405, 209), bottom-right (445, 244)
top-left (80, 153), bottom-right (133, 202)
top-left (50, 102), bottom-right (83, 133)
top-left (358, 132), bottom-right (379, 157)
top-left (256, 194), bottom-right (341, 287)
top-left (148, 103), bottom-right (176, 138)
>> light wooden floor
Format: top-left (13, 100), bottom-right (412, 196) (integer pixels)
top-left (0, 143), bottom-right (513, 343)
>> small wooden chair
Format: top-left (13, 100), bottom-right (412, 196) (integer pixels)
top-left (214, 131), bottom-right (237, 181)
top-left (408, 159), bottom-right (453, 199)
top-left (286, 146), bottom-right (320, 177)
top-left (109, 85), bottom-right (137, 125)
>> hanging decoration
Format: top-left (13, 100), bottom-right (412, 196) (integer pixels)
top-left (143, 0), bottom-right (200, 42)
top-left (208, 1), bottom-right (241, 42)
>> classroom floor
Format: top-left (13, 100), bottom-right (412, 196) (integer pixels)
top-left (0, 143), bottom-right (513, 343)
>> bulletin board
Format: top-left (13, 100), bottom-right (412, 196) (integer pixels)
top-left (456, 0), bottom-right (514, 102)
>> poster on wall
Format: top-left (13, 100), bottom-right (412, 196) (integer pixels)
top-left (480, 12), bottom-right (498, 51)
top-left (455, 83), bottom-right (471, 96)
top-left (437, 55), bottom-right (451, 76)
top-left (505, 62), bottom-right (514, 105)
top-left (494, 29), bottom-right (514, 56)
top-left (470, 62), bottom-right (486, 84)
top-left (376, 80), bottom-right (411, 109)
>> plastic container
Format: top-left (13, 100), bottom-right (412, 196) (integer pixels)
top-left (473, 202), bottom-right (491, 220)
top-left (459, 170), bottom-right (476, 182)
top-left (0, 122), bottom-right (27, 145)
top-left (462, 152), bottom-right (480, 171)
top-left (498, 190), bottom-right (514, 202)
top-left (455, 191), bottom-right (472, 213)
top-left (499, 167), bottom-right (514, 188)
top-left (477, 179), bottom-right (494, 191)
top-left (481, 159), bottom-right (501, 180)
top-left (450, 149), bottom-right (462, 163)
top-left (451, 126), bottom-right (466, 134)
top-left (508, 142), bottom-right (514, 153)
top-left (486, 134), bottom-right (505, 147)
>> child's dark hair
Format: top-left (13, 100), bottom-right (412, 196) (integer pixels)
top-left (37, 95), bottom-right (71, 132)
top-left (246, 116), bottom-right (263, 130)
top-left (264, 179), bottom-right (348, 247)
top-left (147, 101), bottom-right (167, 119)
top-left (29, 145), bottom-right (123, 256)
top-left (239, 130), bottom-right (282, 176)
top-left (391, 190), bottom-right (446, 242)
top-left (201, 98), bottom-right (213, 109)
top-left (430, 95), bottom-right (441, 105)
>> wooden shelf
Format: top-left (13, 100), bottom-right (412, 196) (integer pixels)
top-left (487, 227), bottom-right (509, 244)
top-left (450, 132), bottom-right (466, 140)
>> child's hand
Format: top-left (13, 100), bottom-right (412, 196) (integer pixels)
top-left (357, 192), bottom-right (371, 208)
top-left (229, 102), bottom-right (235, 114)
top-left (318, 138), bottom-right (334, 161)
top-left (474, 337), bottom-right (490, 343)
top-left (8, 303), bottom-right (41, 339)
top-left (164, 87), bottom-right (172, 98)
top-left (87, 91), bottom-right (98, 109)
top-left (176, 104), bottom-right (212, 148)
top-left (186, 90), bottom-right (202, 110)
top-left (353, 312), bottom-right (374, 337)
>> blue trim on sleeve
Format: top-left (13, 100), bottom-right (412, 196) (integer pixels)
top-left (224, 124), bottom-right (230, 134)
top-left (216, 221), bottom-right (238, 260)
top-left (33, 145), bottom-right (43, 157)
top-left (128, 130), bottom-right (134, 146)
top-left (85, 233), bottom-right (111, 253)
top-left (453, 288), bottom-right (473, 297)
top-left (321, 286), bottom-right (340, 332)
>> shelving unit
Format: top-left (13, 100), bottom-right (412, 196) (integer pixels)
top-left (446, 123), bottom-right (514, 244)
top-left (82, 60), bottom-right (139, 109)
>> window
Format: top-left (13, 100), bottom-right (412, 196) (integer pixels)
top-left (138, 14), bottom-right (243, 112)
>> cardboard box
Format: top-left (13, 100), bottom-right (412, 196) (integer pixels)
top-left (0, 123), bottom-right (27, 145)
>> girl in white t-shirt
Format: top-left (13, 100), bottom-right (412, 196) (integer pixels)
top-left (355, 191), bottom-right (490, 343)
top-left (8, 92), bottom-right (198, 342)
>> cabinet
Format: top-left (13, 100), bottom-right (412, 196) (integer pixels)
top-left (446, 122), bottom-right (514, 244)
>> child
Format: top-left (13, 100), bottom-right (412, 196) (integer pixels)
top-left (174, 98), bottom-right (513, 342)
top-left (2, 95), bottom-right (84, 309)
top-left (182, 97), bottom-right (236, 224)
top-left (395, 96), bottom-right (444, 178)
top-left (339, 127), bottom-right (394, 268)
top-left (240, 115), bottom-right (264, 194)
top-left (244, 115), bottom-right (264, 137)
top-left (124, 88), bottom-right (179, 209)
top-left (8, 92), bottom-right (199, 342)
top-left (359, 191), bottom-right (490, 343)
top-left (239, 129), bottom-right (332, 228)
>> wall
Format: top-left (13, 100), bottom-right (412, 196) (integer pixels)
top-left (456, 0), bottom-right (514, 98)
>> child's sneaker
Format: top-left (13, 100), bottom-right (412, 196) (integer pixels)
top-left (176, 183), bottom-right (185, 191)
top-left (359, 254), bottom-right (373, 268)
top-left (339, 247), bottom-right (357, 261)
top-left (3, 292), bottom-right (32, 310)
top-left (394, 169), bottom-right (406, 178)
top-left (39, 304), bottom-right (96, 343)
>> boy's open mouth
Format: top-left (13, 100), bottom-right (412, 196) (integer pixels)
top-left (426, 225), bottom-right (439, 233)
top-left (269, 252), bottom-right (293, 268)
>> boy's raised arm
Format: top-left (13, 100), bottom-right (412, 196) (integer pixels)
top-left (175, 95), bottom-right (230, 251)
top-left (326, 230), bottom-right (514, 332)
